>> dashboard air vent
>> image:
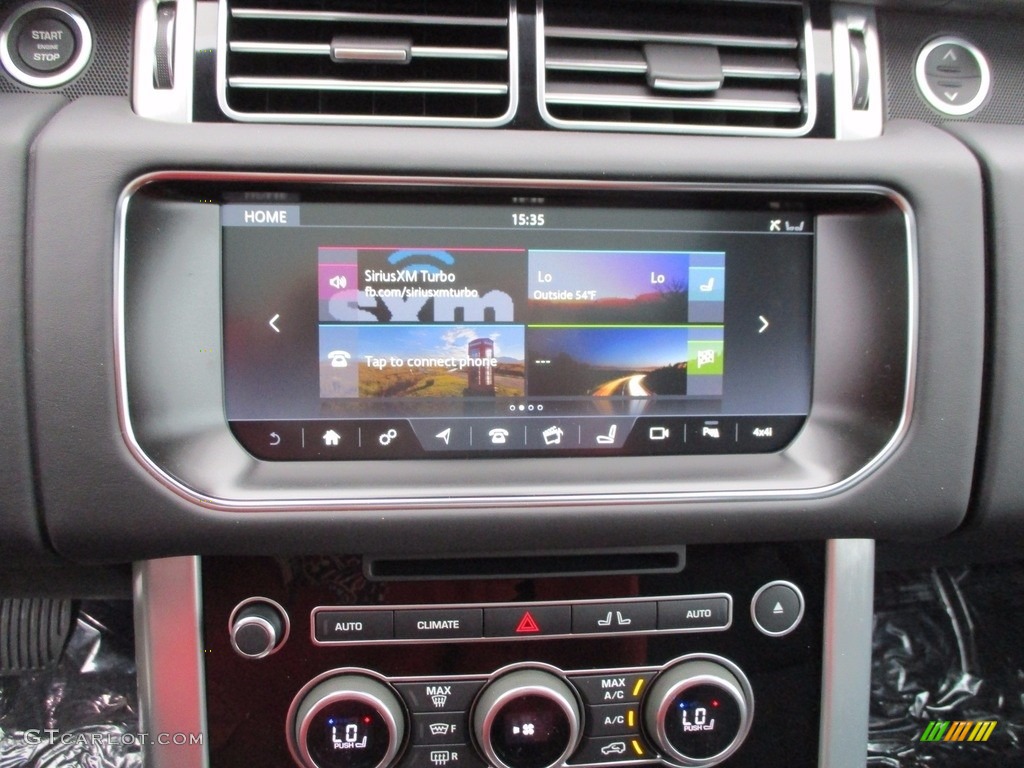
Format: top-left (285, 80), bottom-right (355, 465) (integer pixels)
top-left (539, 0), bottom-right (815, 136)
top-left (219, 0), bottom-right (517, 125)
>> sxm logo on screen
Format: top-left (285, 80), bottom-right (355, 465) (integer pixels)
top-left (919, 720), bottom-right (998, 743)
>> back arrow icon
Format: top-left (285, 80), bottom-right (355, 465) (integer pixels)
top-left (269, 314), bottom-right (281, 333)
top-left (758, 315), bottom-right (770, 334)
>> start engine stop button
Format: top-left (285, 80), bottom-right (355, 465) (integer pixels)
top-left (16, 16), bottom-right (74, 72)
top-left (1, 1), bottom-right (92, 87)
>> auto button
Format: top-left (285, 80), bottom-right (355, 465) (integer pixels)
top-left (314, 610), bottom-right (394, 643)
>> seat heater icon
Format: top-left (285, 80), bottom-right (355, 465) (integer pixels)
top-left (597, 611), bottom-right (632, 627)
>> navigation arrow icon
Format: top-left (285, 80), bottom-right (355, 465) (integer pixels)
top-left (758, 315), bottom-right (770, 334)
top-left (269, 313), bottom-right (281, 333)
top-left (435, 428), bottom-right (452, 445)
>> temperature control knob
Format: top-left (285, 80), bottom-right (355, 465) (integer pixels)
top-left (292, 674), bottom-right (406, 768)
top-left (643, 658), bottom-right (752, 767)
top-left (473, 668), bottom-right (582, 768)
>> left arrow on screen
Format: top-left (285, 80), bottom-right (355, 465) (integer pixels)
top-left (269, 314), bottom-right (281, 333)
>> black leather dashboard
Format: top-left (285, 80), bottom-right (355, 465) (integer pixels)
top-left (5, 2), bottom-right (1024, 767)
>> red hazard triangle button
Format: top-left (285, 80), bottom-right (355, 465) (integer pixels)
top-left (484, 605), bottom-right (570, 638)
top-left (515, 612), bottom-right (541, 633)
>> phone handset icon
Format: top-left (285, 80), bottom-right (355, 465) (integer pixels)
top-left (328, 350), bottom-right (351, 368)
top-left (488, 428), bottom-right (509, 445)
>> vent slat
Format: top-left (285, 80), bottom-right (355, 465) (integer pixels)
top-left (547, 46), bottom-right (800, 80)
top-left (222, 0), bottom-right (515, 125)
top-left (720, 53), bottom-right (801, 80)
top-left (230, 42), bottom-right (509, 61)
top-left (546, 25), bottom-right (797, 50)
top-left (230, 8), bottom-right (507, 28)
top-left (546, 83), bottom-right (802, 113)
top-left (540, 0), bottom-right (814, 136)
top-left (546, 45), bottom-right (647, 74)
top-left (230, 76), bottom-right (510, 96)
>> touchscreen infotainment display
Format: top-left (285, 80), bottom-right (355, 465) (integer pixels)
top-left (221, 190), bottom-right (812, 460)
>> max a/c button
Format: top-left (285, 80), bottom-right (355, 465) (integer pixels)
top-left (570, 673), bottom-right (649, 706)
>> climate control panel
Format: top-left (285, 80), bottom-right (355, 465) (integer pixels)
top-left (287, 658), bottom-right (752, 768)
top-left (201, 545), bottom-right (824, 768)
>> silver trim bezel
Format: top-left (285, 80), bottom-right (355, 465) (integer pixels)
top-left (133, 0), bottom-right (196, 122)
top-left (215, 0), bottom-right (519, 127)
top-left (832, 5), bottom-right (883, 140)
top-left (914, 36), bottom-right (991, 117)
top-left (311, 593), bottom-right (733, 646)
top-left (0, 0), bottom-right (92, 88)
top-left (749, 580), bottom-right (805, 637)
top-left (114, 172), bottom-right (917, 512)
top-left (536, 0), bottom-right (817, 137)
top-left (134, 557), bottom-right (209, 768)
top-left (817, 540), bottom-right (874, 768)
